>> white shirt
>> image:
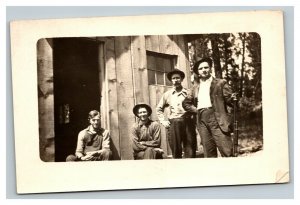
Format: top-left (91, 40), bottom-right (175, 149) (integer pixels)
top-left (197, 76), bottom-right (213, 109)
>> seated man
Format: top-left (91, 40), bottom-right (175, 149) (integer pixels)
top-left (131, 103), bottom-right (163, 160)
top-left (66, 110), bottom-right (112, 161)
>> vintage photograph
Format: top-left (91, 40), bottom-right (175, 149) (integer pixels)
top-left (38, 33), bottom-right (263, 162)
top-left (10, 11), bottom-right (289, 193)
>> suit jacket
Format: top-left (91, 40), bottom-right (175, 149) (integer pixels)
top-left (182, 78), bottom-right (233, 133)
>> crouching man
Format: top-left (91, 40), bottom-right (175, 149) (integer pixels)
top-left (131, 103), bottom-right (163, 160)
top-left (66, 110), bottom-right (112, 161)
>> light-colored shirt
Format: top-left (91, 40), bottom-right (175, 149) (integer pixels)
top-left (156, 87), bottom-right (187, 121)
top-left (75, 126), bottom-right (110, 157)
top-left (197, 76), bottom-right (213, 109)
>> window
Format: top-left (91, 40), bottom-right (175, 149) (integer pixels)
top-left (147, 51), bottom-right (177, 86)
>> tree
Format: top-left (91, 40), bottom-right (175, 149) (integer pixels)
top-left (209, 34), bottom-right (223, 78)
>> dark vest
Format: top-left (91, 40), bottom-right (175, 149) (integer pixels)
top-left (82, 128), bottom-right (104, 154)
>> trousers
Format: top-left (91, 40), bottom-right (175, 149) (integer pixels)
top-left (134, 147), bottom-right (163, 160)
top-left (169, 117), bottom-right (197, 158)
top-left (66, 149), bottom-right (112, 161)
top-left (197, 108), bottom-right (232, 157)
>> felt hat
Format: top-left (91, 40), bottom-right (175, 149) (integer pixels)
top-left (133, 103), bottom-right (152, 117)
top-left (192, 57), bottom-right (213, 74)
top-left (167, 69), bottom-right (185, 81)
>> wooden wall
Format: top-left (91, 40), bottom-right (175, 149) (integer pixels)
top-left (38, 35), bottom-right (190, 161)
top-left (145, 35), bottom-right (191, 88)
top-left (37, 38), bottom-right (55, 162)
top-left (104, 35), bottom-right (191, 159)
top-left (144, 35), bottom-right (191, 157)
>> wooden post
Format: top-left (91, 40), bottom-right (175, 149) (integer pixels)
top-left (115, 36), bottom-right (135, 160)
top-left (105, 37), bottom-right (121, 160)
top-left (37, 38), bottom-right (55, 162)
top-left (130, 36), bottom-right (149, 104)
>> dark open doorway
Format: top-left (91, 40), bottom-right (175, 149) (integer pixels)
top-left (53, 38), bottom-right (101, 162)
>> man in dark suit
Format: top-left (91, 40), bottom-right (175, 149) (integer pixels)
top-left (182, 58), bottom-right (237, 158)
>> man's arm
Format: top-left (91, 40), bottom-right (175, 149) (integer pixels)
top-left (81, 131), bottom-right (111, 160)
top-left (131, 125), bottom-right (147, 152)
top-left (75, 131), bottom-right (85, 159)
top-left (142, 122), bottom-right (161, 147)
top-left (156, 92), bottom-right (171, 128)
top-left (182, 88), bottom-right (198, 113)
top-left (223, 81), bottom-right (235, 107)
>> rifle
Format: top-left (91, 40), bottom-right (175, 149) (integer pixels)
top-left (232, 94), bottom-right (239, 157)
top-left (227, 58), bottom-right (239, 157)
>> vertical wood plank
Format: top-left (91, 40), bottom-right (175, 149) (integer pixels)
top-left (130, 36), bottom-right (149, 104)
top-left (115, 36), bottom-right (135, 160)
top-left (159, 35), bottom-right (175, 55)
top-left (148, 86), bottom-right (158, 121)
top-left (37, 38), bottom-right (55, 162)
top-left (145, 35), bottom-right (160, 52)
top-left (174, 35), bottom-right (191, 89)
top-left (149, 85), bottom-right (173, 156)
top-left (104, 37), bottom-right (121, 160)
top-left (149, 85), bottom-right (168, 155)
top-left (156, 85), bottom-right (168, 156)
top-left (97, 42), bottom-right (108, 130)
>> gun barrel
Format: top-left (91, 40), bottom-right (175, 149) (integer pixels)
top-left (232, 97), bottom-right (239, 157)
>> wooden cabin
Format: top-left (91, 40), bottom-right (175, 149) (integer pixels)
top-left (37, 35), bottom-right (192, 162)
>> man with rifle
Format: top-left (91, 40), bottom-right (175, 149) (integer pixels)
top-left (182, 57), bottom-right (238, 158)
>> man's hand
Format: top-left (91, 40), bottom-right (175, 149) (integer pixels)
top-left (80, 154), bottom-right (94, 161)
top-left (161, 120), bottom-right (171, 128)
top-left (86, 150), bottom-right (103, 156)
top-left (80, 150), bottom-right (103, 161)
top-left (231, 93), bottom-right (238, 101)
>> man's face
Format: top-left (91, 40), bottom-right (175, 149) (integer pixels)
top-left (137, 107), bottom-right (149, 122)
top-left (197, 62), bottom-right (212, 79)
top-left (89, 114), bottom-right (101, 129)
top-left (171, 73), bottom-right (182, 87)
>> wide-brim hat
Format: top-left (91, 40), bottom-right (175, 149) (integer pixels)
top-left (167, 69), bottom-right (185, 81)
top-left (133, 103), bottom-right (152, 117)
top-left (193, 57), bottom-right (213, 74)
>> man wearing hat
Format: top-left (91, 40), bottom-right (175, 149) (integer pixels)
top-left (182, 57), bottom-right (237, 158)
top-left (156, 69), bottom-right (197, 158)
top-left (131, 103), bottom-right (163, 160)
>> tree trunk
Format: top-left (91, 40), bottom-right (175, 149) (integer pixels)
top-left (240, 33), bottom-right (246, 97)
top-left (210, 34), bottom-right (222, 78)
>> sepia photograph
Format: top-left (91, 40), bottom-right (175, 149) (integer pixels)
top-left (37, 33), bottom-right (262, 162)
top-left (10, 10), bottom-right (289, 194)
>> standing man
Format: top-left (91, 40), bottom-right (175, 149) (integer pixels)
top-left (156, 69), bottom-right (196, 159)
top-left (66, 110), bottom-right (112, 161)
top-left (182, 58), bottom-right (236, 158)
top-left (131, 103), bottom-right (163, 160)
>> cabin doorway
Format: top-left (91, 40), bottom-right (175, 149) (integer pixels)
top-left (53, 38), bottom-right (102, 162)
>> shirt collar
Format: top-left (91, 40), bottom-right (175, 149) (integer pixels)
top-left (200, 76), bottom-right (213, 84)
top-left (171, 87), bottom-right (187, 96)
top-left (138, 119), bottom-right (152, 127)
top-left (86, 126), bottom-right (103, 135)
